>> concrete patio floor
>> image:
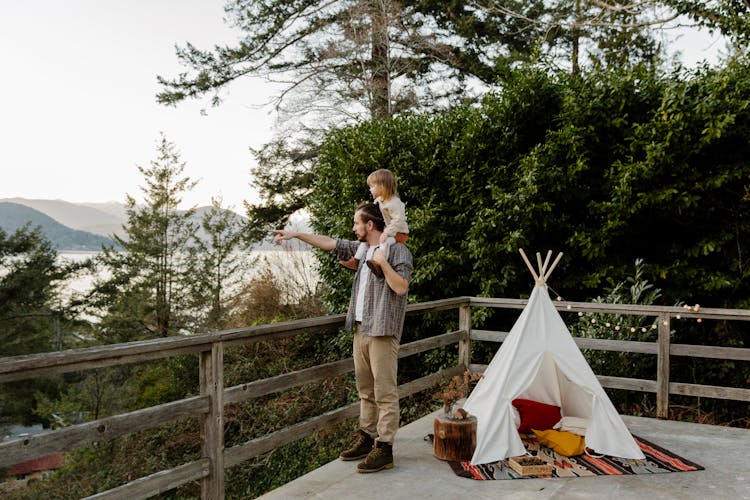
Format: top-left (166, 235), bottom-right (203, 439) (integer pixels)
top-left (259, 410), bottom-right (750, 500)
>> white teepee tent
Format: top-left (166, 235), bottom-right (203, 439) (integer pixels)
top-left (463, 249), bottom-right (645, 465)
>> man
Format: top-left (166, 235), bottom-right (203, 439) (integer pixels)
top-left (273, 202), bottom-right (413, 473)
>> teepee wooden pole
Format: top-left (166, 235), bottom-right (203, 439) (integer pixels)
top-left (518, 249), bottom-right (539, 281)
top-left (536, 252), bottom-right (545, 280)
top-left (543, 252), bottom-right (564, 281)
top-left (542, 250), bottom-right (552, 276)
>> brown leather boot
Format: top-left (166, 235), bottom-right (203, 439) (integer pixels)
top-left (339, 430), bottom-right (374, 461)
top-left (356, 441), bottom-right (393, 473)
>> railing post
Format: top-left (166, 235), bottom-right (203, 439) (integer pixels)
top-left (458, 303), bottom-right (472, 371)
top-left (656, 314), bottom-right (670, 419)
top-left (200, 342), bottom-right (225, 499)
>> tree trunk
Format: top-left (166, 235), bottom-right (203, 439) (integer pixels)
top-left (370, 0), bottom-right (391, 118)
top-left (571, 0), bottom-right (580, 76)
top-left (433, 414), bottom-right (477, 461)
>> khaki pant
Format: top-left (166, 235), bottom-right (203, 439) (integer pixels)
top-left (353, 331), bottom-right (399, 444)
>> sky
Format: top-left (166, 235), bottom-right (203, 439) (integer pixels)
top-left (0, 1), bottom-right (728, 213)
top-left (0, 1), bottom-right (279, 212)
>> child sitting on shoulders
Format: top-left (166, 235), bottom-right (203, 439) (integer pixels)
top-left (340, 168), bottom-right (409, 277)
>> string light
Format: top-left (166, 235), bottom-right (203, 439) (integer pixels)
top-left (575, 302), bottom-right (704, 334)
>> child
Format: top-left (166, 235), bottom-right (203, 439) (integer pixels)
top-left (340, 169), bottom-right (409, 277)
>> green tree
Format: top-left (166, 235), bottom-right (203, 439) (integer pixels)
top-left (0, 225), bottom-right (90, 425)
top-left (311, 60), bottom-right (750, 311)
top-left (92, 134), bottom-right (198, 342)
top-left (156, 0), bottom-right (503, 119)
top-left (188, 198), bottom-right (253, 331)
top-left (664, 0), bottom-right (750, 47)
top-left (158, 1), bottom-right (682, 234)
top-left (0, 225), bottom-right (87, 356)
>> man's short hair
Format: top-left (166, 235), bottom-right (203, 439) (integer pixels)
top-left (356, 202), bottom-right (386, 232)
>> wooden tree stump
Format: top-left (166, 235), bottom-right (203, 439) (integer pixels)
top-left (433, 414), bottom-right (477, 461)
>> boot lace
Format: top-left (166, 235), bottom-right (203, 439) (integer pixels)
top-left (352, 432), bottom-right (369, 448)
top-left (364, 447), bottom-right (386, 464)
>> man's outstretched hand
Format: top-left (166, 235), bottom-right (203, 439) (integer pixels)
top-left (272, 229), bottom-right (292, 244)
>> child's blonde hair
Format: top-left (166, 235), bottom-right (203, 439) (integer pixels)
top-left (367, 169), bottom-right (398, 200)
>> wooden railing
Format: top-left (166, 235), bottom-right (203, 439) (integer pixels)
top-left (1, 296), bottom-right (748, 498)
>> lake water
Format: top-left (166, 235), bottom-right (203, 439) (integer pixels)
top-left (58, 249), bottom-right (319, 303)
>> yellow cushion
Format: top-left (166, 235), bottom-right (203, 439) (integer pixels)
top-left (532, 429), bottom-right (586, 456)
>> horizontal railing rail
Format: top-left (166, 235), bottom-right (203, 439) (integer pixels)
top-left (0, 295), bottom-right (747, 499)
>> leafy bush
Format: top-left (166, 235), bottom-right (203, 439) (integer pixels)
top-left (312, 60), bottom-right (750, 312)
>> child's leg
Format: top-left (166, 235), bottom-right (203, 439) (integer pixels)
top-left (339, 242), bottom-right (368, 271)
top-left (394, 233), bottom-right (408, 244)
top-left (365, 237), bottom-right (396, 278)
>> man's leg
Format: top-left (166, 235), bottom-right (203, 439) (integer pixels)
top-left (340, 331), bottom-right (377, 460)
top-left (357, 335), bottom-right (399, 473)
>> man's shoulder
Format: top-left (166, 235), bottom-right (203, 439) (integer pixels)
top-left (336, 238), bottom-right (360, 246)
top-left (390, 242), bottom-right (413, 259)
top-left (333, 238), bottom-right (362, 253)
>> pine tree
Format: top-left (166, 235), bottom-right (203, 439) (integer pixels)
top-left (0, 225), bottom-right (88, 423)
top-left (188, 198), bottom-right (253, 331)
top-left (93, 134), bottom-right (198, 342)
top-left (0, 225), bottom-right (85, 356)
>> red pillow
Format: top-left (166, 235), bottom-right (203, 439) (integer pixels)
top-left (512, 398), bottom-right (561, 434)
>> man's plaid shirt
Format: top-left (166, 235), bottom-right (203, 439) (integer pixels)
top-left (331, 239), bottom-right (413, 342)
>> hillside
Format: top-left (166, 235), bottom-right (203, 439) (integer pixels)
top-left (0, 197), bottom-right (297, 250)
top-left (0, 202), bottom-right (118, 251)
top-left (1, 198), bottom-right (125, 238)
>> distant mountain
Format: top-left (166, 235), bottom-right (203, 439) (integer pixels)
top-left (0, 202), bottom-right (118, 251)
top-left (1, 198), bottom-right (125, 238)
top-left (0, 197), bottom-right (294, 250)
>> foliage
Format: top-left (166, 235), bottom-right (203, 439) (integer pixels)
top-left (474, 0), bottom-right (667, 75)
top-left (0, 225), bottom-right (92, 425)
top-left (664, 0), bottom-right (750, 47)
top-left (243, 136), bottom-right (319, 241)
top-left (434, 370), bottom-right (483, 414)
top-left (159, 0), bottom-right (679, 234)
top-left (0, 226), bottom-right (89, 356)
top-left (312, 59), bottom-right (750, 313)
top-left (570, 259), bottom-right (664, 383)
top-left (156, 0), bottom-right (507, 117)
top-left (570, 258), bottom-right (749, 423)
top-left (89, 133), bottom-right (199, 342)
top-left (187, 198), bottom-right (254, 332)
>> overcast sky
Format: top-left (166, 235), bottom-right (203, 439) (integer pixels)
top-left (0, 0), bottom-right (279, 211)
top-left (0, 1), bottom-right (727, 212)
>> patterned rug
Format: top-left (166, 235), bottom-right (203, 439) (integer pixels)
top-left (447, 435), bottom-right (704, 480)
